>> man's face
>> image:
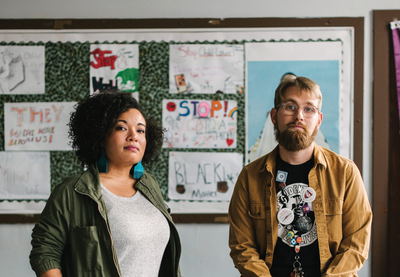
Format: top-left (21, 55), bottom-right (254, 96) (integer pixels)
top-left (271, 86), bottom-right (323, 152)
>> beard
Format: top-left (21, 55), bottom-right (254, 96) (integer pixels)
top-left (274, 120), bottom-right (318, 152)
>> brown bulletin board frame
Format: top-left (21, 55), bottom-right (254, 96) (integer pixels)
top-left (0, 17), bottom-right (364, 224)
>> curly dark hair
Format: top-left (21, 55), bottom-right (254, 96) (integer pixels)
top-left (68, 89), bottom-right (164, 169)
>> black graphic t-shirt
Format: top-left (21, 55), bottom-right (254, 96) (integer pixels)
top-left (270, 154), bottom-right (321, 277)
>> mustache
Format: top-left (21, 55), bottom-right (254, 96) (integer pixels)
top-left (285, 121), bottom-right (308, 131)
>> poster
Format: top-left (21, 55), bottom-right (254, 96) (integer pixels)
top-left (4, 102), bottom-right (76, 151)
top-left (245, 41), bottom-right (350, 163)
top-left (0, 151), bottom-right (50, 200)
top-left (162, 99), bottom-right (237, 148)
top-left (168, 151), bottom-right (243, 201)
top-left (90, 44), bottom-right (139, 96)
top-left (169, 44), bottom-right (244, 94)
top-left (0, 46), bottom-right (45, 94)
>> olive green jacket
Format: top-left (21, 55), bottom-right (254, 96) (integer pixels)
top-left (30, 164), bottom-right (181, 277)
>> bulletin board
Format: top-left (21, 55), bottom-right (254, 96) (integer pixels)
top-left (0, 17), bottom-right (364, 223)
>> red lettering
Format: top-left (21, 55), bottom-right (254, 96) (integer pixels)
top-left (11, 107), bottom-right (27, 127)
top-left (30, 108), bottom-right (43, 123)
top-left (90, 48), bottom-right (118, 69)
top-left (10, 129), bottom-right (22, 138)
top-left (45, 108), bottom-right (51, 123)
top-left (178, 46), bottom-right (197, 59)
top-left (52, 105), bottom-right (64, 122)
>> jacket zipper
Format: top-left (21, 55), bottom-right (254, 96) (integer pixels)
top-left (74, 188), bottom-right (122, 277)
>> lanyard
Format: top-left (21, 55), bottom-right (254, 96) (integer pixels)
top-left (391, 20), bottom-right (400, 132)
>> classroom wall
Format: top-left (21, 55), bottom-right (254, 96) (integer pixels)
top-left (1, 0), bottom-right (400, 276)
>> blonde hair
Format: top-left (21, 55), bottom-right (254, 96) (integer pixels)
top-left (274, 75), bottom-right (322, 111)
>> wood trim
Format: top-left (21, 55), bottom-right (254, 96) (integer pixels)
top-left (0, 17), bottom-right (364, 30)
top-left (172, 213), bottom-right (229, 224)
top-left (372, 11), bottom-right (390, 276)
top-left (0, 214), bottom-right (40, 224)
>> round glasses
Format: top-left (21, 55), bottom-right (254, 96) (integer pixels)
top-left (276, 102), bottom-right (319, 118)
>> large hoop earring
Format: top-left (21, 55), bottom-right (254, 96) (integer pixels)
top-left (97, 150), bottom-right (108, 173)
top-left (131, 160), bottom-right (144, 179)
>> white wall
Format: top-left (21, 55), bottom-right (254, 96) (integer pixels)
top-left (2, 0), bottom-right (400, 276)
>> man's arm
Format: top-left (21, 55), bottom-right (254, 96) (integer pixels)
top-left (323, 162), bottom-right (372, 276)
top-left (228, 168), bottom-right (272, 277)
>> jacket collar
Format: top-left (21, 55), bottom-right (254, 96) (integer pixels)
top-left (313, 144), bottom-right (328, 170)
top-left (74, 163), bottom-right (103, 201)
top-left (74, 163), bottom-right (151, 200)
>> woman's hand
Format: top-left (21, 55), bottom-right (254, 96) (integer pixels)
top-left (40, 268), bottom-right (62, 277)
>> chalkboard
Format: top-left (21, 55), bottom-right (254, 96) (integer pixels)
top-left (0, 17), bottom-right (364, 223)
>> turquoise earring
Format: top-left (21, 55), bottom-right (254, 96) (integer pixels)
top-left (132, 160), bottom-right (144, 179)
top-left (97, 150), bottom-right (108, 173)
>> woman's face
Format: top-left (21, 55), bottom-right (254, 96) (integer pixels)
top-left (103, 108), bottom-right (147, 169)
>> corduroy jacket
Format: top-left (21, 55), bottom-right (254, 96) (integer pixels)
top-left (30, 164), bottom-right (181, 277)
top-left (229, 145), bottom-right (372, 277)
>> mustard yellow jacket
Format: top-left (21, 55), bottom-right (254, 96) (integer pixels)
top-left (229, 145), bottom-right (372, 277)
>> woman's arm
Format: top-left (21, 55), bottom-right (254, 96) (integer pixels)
top-left (30, 183), bottom-right (71, 276)
top-left (40, 268), bottom-right (62, 277)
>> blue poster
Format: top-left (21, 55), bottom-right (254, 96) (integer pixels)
top-left (247, 60), bottom-right (339, 161)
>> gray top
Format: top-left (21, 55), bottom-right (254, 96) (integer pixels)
top-left (101, 183), bottom-right (170, 277)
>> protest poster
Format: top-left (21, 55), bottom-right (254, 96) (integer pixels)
top-left (0, 46), bottom-right (45, 95)
top-left (246, 41), bottom-right (349, 163)
top-left (168, 151), bottom-right (243, 201)
top-left (90, 44), bottom-right (139, 95)
top-left (169, 44), bottom-right (244, 94)
top-left (4, 102), bottom-right (76, 151)
top-left (162, 99), bottom-right (237, 148)
top-left (0, 151), bottom-right (50, 200)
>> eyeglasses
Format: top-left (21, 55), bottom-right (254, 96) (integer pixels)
top-left (276, 101), bottom-right (319, 118)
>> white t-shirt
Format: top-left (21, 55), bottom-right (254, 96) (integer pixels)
top-left (101, 184), bottom-right (170, 277)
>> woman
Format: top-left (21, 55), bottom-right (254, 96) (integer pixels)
top-left (30, 90), bottom-right (181, 277)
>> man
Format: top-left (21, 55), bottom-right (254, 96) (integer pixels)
top-left (247, 73), bottom-right (330, 163)
top-left (229, 76), bottom-right (372, 277)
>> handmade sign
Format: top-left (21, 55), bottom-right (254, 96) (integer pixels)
top-left (168, 151), bottom-right (243, 201)
top-left (4, 102), bottom-right (76, 151)
top-left (0, 46), bottom-right (45, 94)
top-left (169, 44), bottom-right (244, 94)
top-left (0, 151), bottom-right (50, 200)
top-left (90, 44), bottom-right (139, 94)
top-left (246, 41), bottom-right (346, 163)
top-left (162, 99), bottom-right (237, 148)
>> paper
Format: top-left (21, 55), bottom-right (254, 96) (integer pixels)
top-left (0, 46), bottom-right (45, 94)
top-left (168, 151), bottom-right (243, 201)
top-left (4, 102), bottom-right (76, 151)
top-left (162, 99), bottom-right (237, 148)
top-left (0, 151), bottom-right (50, 200)
top-left (90, 44), bottom-right (139, 94)
top-left (245, 41), bottom-right (348, 162)
top-left (169, 44), bottom-right (244, 94)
